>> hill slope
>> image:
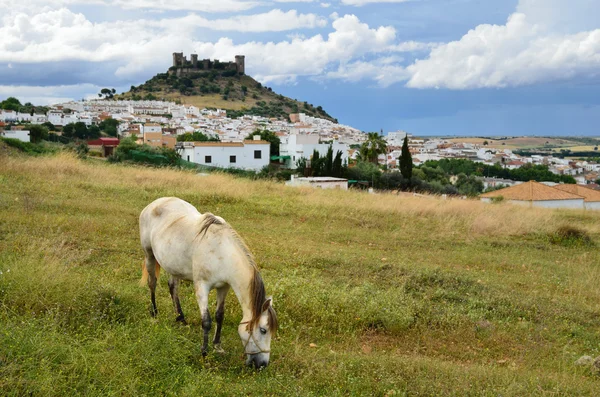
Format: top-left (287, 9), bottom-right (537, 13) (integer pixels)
top-left (2, 152), bottom-right (600, 395)
top-left (118, 70), bottom-right (337, 122)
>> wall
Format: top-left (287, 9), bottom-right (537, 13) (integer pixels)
top-left (1, 130), bottom-right (30, 142)
top-left (279, 134), bottom-right (349, 170)
top-left (584, 202), bottom-right (600, 210)
top-left (530, 199), bottom-right (584, 209)
top-left (286, 177), bottom-right (348, 190)
top-left (191, 142), bottom-right (270, 171)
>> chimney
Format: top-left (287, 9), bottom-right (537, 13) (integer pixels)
top-left (253, 134), bottom-right (260, 141)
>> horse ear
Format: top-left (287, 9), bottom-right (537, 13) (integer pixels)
top-left (262, 297), bottom-right (272, 312)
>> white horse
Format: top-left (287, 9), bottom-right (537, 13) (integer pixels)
top-left (139, 197), bottom-right (277, 368)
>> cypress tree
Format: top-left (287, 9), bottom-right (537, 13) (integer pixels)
top-left (324, 145), bottom-right (333, 176)
top-left (332, 150), bottom-right (343, 177)
top-left (400, 135), bottom-right (413, 180)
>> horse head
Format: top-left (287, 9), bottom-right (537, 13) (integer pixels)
top-left (239, 297), bottom-right (277, 368)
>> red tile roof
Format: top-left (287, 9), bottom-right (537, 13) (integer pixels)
top-left (480, 181), bottom-right (583, 201)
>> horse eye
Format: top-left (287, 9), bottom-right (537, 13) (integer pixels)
top-left (259, 327), bottom-right (267, 335)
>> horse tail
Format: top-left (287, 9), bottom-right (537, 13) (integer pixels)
top-left (139, 259), bottom-right (161, 287)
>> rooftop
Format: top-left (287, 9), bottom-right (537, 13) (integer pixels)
top-left (480, 181), bottom-right (583, 201)
top-left (552, 184), bottom-right (600, 202)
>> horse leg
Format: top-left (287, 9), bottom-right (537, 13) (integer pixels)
top-left (194, 281), bottom-right (211, 357)
top-left (213, 285), bottom-right (230, 354)
top-left (168, 276), bottom-right (186, 325)
top-left (144, 253), bottom-right (159, 317)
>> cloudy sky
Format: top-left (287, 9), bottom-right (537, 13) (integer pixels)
top-left (1, 0), bottom-right (599, 135)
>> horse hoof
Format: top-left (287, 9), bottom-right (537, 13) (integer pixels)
top-left (214, 345), bottom-right (226, 354)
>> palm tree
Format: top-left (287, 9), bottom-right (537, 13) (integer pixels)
top-left (360, 132), bottom-right (387, 164)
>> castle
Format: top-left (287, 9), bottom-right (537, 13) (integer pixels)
top-left (171, 53), bottom-right (245, 77)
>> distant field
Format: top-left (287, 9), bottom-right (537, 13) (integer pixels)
top-left (552, 145), bottom-right (599, 152)
top-left (447, 137), bottom-right (592, 150)
top-left (2, 150), bottom-right (600, 395)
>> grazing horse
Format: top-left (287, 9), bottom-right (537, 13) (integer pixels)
top-left (139, 197), bottom-right (277, 368)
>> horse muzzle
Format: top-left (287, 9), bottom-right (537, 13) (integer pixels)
top-left (246, 353), bottom-right (269, 369)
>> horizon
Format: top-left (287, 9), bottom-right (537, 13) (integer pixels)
top-left (1, 0), bottom-right (599, 136)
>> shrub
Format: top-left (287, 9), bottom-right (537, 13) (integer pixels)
top-left (549, 225), bottom-right (594, 247)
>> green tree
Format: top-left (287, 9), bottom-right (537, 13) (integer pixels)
top-left (62, 123), bottom-right (75, 138)
top-left (88, 124), bottom-right (101, 139)
top-left (99, 118), bottom-right (119, 137)
top-left (177, 131), bottom-right (220, 142)
top-left (324, 145), bottom-right (334, 176)
top-left (332, 150), bottom-right (343, 177)
top-left (73, 122), bottom-right (89, 140)
top-left (245, 129), bottom-right (280, 156)
top-left (400, 135), bottom-right (413, 180)
top-left (0, 97), bottom-right (21, 111)
top-left (26, 124), bottom-right (49, 143)
top-left (310, 149), bottom-right (325, 176)
top-left (42, 121), bottom-right (56, 131)
top-left (99, 88), bottom-right (115, 99)
top-left (360, 132), bottom-right (387, 164)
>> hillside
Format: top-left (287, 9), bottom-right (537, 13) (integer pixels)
top-left (117, 70), bottom-right (337, 122)
top-left (2, 150), bottom-right (600, 395)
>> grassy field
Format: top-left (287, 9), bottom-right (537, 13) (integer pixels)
top-left (2, 150), bottom-right (600, 395)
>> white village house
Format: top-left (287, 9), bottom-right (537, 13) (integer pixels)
top-left (0, 129), bottom-right (30, 142)
top-left (176, 137), bottom-right (270, 171)
top-left (279, 134), bottom-right (349, 169)
top-left (552, 184), bottom-right (600, 210)
top-left (286, 175), bottom-right (348, 190)
top-left (479, 181), bottom-right (585, 209)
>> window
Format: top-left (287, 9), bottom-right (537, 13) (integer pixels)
top-left (205, 155), bottom-right (212, 163)
top-left (230, 155), bottom-right (236, 163)
top-left (254, 150), bottom-right (262, 159)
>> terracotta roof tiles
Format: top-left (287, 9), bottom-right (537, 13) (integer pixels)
top-left (552, 184), bottom-right (600, 202)
top-left (480, 181), bottom-right (583, 201)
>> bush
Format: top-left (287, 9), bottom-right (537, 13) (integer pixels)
top-left (549, 226), bottom-right (594, 247)
top-left (0, 137), bottom-right (55, 155)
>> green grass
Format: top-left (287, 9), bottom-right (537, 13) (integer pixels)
top-left (1, 151), bottom-right (600, 395)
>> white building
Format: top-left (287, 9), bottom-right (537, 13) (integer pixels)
top-left (553, 184), bottom-right (600, 210)
top-left (177, 139), bottom-right (270, 171)
top-left (386, 131), bottom-right (409, 146)
top-left (286, 175), bottom-right (348, 190)
top-left (279, 134), bottom-right (349, 169)
top-left (480, 181), bottom-right (584, 209)
top-left (1, 130), bottom-right (30, 142)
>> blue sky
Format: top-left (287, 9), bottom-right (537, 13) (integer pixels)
top-left (1, 0), bottom-right (599, 136)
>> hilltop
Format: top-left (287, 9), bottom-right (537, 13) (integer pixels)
top-left (117, 56), bottom-right (337, 122)
top-left (2, 150), bottom-right (600, 395)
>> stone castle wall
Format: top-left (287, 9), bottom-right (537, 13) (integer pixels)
top-left (171, 53), bottom-right (245, 75)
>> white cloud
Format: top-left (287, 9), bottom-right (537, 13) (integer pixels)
top-left (340, 0), bottom-right (411, 6)
top-left (156, 10), bottom-right (328, 32)
top-left (0, 0), bottom-right (264, 13)
top-left (0, 83), bottom-right (102, 105)
top-left (192, 15), bottom-right (398, 82)
top-left (320, 3), bottom-right (331, 7)
top-left (327, 57), bottom-right (409, 87)
top-left (405, 7), bottom-right (600, 89)
top-left (1, 8), bottom-right (414, 84)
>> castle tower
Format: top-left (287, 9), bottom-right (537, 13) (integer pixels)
top-left (172, 52), bottom-right (183, 67)
top-left (235, 55), bottom-right (245, 74)
top-left (191, 54), bottom-right (198, 68)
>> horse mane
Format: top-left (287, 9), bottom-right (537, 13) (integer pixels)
top-left (197, 213), bottom-right (277, 334)
top-left (248, 269), bottom-right (278, 334)
top-left (196, 213), bottom-right (224, 239)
